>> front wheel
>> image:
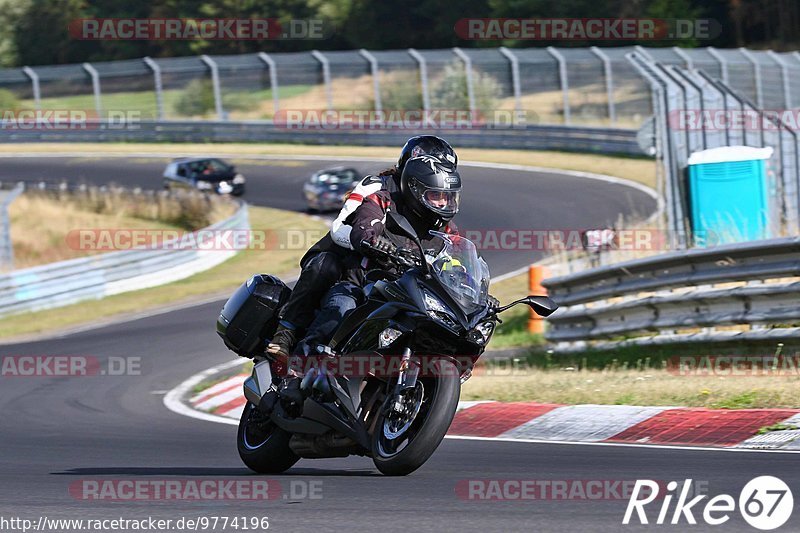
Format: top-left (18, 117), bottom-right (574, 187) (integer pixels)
top-left (237, 400), bottom-right (298, 474)
top-left (371, 359), bottom-right (460, 476)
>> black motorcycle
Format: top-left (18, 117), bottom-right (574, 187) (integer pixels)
top-left (216, 211), bottom-right (557, 476)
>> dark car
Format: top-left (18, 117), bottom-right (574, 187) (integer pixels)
top-left (302, 166), bottom-right (359, 212)
top-left (163, 157), bottom-right (246, 196)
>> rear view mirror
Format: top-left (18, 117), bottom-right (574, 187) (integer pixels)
top-left (385, 211), bottom-right (418, 240)
top-left (525, 295), bottom-right (558, 317)
top-left (494, 295), bottom-right (558, 316)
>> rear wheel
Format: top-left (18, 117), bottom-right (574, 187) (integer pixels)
top-left (371, 359), bottom-right (460, 476)
top-left (237, 401), bottom-right (298, 474)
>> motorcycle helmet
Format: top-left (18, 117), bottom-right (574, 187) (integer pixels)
top-left (399, 155), bottom-right (461, 231)
top-left (397, 135), bottom-right (458, 174)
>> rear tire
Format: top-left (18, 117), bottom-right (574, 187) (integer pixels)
top-left (237, 401), bottom-right (298, 474)
top-left (371, 359), bottom-right (460, 476)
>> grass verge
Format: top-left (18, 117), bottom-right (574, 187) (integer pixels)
top-left (461, 368), bottom-right (800, 408)
top-left (463, 338), bottom-right (800, 408)
top-left (9, 188), bottom-right (236, 269)
top-left (0, 206), bottom-right (326, 340)
top-left (0, 143), bottom-right (656, 189)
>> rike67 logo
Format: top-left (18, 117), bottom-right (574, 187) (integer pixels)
top-left (624, 477), bottom-right (793, 530)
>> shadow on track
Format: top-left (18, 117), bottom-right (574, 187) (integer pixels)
top-left (52, 467), bottom-right (380, 477)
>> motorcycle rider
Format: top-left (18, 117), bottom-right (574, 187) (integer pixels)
top-left (279, 153), bottom-right (462, 407)
top-left (266, 136), bottom-right (459, 361)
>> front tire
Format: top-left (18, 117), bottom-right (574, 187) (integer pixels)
top-left (371, 359), bottom-right (460, 476)
top-left (237, 401), bottom-right (298, 474)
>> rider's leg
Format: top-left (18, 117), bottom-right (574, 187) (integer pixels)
top-left (268, 251), bottom-right (343, 358)
top-left (278, 282), bottom-right (364, 409)
top-left (294, 282), bottom-right (364, 356)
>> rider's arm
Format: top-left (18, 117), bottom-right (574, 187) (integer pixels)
top-left (330, 176), bottom-right (385, 249)
top-left (348, 191), bottom-right (391, 256)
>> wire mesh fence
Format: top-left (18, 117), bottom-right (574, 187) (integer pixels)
top-left (628, 52), bottom-right (800, 250)
top-left (0, 46), bottom-right (799, 130)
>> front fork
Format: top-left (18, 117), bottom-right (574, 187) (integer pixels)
top-left (388, 347), bottom-right (419, 414)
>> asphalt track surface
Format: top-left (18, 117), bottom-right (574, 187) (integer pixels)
top-left (0, 155), bottom-right (655, 275)
top-left (2, 157), bottom-right (794, 532)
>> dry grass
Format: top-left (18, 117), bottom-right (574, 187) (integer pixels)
top-left (8, 194), bottom-right (181, 269)
top-left (461, 367), bottom-right (800, 408)
top-left (8, 189), bottom-right (237, 270)
top-left (217, 72), bottom-right (648, 129)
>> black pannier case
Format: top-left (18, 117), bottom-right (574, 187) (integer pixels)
top-left (216, 274), bottom-right (292, 357)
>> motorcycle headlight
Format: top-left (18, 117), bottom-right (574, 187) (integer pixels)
top-left (423, 290), bottom-right (448, 314)
top-left (233, 173), bottom-right (246, 184)
top-left (378, 327), bottom-right (402, 348)
top-left (423, 290), bottom-right (459, 329)
top-left (195, 180), bottom-right (213, 190)
top-left (469, 321), bottom-right (495, 345)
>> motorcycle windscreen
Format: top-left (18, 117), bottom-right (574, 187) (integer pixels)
top-left (428, 231), bottom-right (489, 313)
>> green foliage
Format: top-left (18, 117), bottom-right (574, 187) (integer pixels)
top-left (757, 423), bottom-right (799, 435)
top-left (379, 71), bottom-right (423, 111)
top-left (173, 79), bottom-right (216, 117)
top-left (377, 62), bottom-right (501, 113)
top-left (0, 88), bottom-right (20, 111)
top-left (0, 0), bottom-right (795, 67)
top-left (431, 61), bottom-right (500, 114)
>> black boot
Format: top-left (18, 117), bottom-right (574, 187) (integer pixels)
top-left (267, 325), bottom-right (296, 359)
top-left (278, 376), bottom-right (305, 416)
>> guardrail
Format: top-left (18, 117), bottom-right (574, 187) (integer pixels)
top-left (0, 120), bottom-right (642, 155)
top-left (0, 202), bottom-right (249, 319)
top-left (542, 237), bottom-right (800, 349)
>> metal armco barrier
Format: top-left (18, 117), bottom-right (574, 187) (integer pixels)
top-left (0, 183), bottom-right (23, 270)
top-left (0, 120), bottom-right (641, 155)
top-left (543, 237), bottom-right (800, 348)
top-left (0, 202), bottom-right (249, 319)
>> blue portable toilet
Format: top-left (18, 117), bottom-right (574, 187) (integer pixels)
top-left (686, 146), bottom-right (773, 246)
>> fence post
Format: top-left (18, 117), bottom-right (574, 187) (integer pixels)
top-left (528, 265), bottom-right (548, 334)
top-left (143, 57), bottom-right (165, 120)
top-left (627, 52), bottom-right (679, 244)
top-left (767, 50), bottom-right (792, 109)
top-left (83, 62), bottom-right (102, 116)
top-left (453, 48), bottom-right (476, 116)
top-left (738, 47), bottom-right (763, 109)
top-left (310, 50), bottom-right (333, 111)
top-left (590, 46), bottom-right (616, 125)
top-left (22, 67), bottom-right (40, 111)
top-left (358, 49), bottom-right (382, 113)
top-left (0, 183), bottom-right (24, 271)
top-left (498, 47), bottom-right (522, 116)
top-left (257, 52), bottom-right (280, 116)
top-left (707, 47), bottom-right (729, 84)
top-left (408, 49), bottom-right (430, 113)
top-left (546, 47), bottom-right (570, 125)
top-left (200, 55), bottom-right (224, 120)
top-left (672, 47), bottom-right (694, 70)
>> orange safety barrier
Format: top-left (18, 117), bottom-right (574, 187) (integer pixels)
top-left (528, 265), bottom-right (548, 334)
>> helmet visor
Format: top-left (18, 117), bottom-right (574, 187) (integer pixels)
top-left (422, 188), bottom-right (460, 215)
